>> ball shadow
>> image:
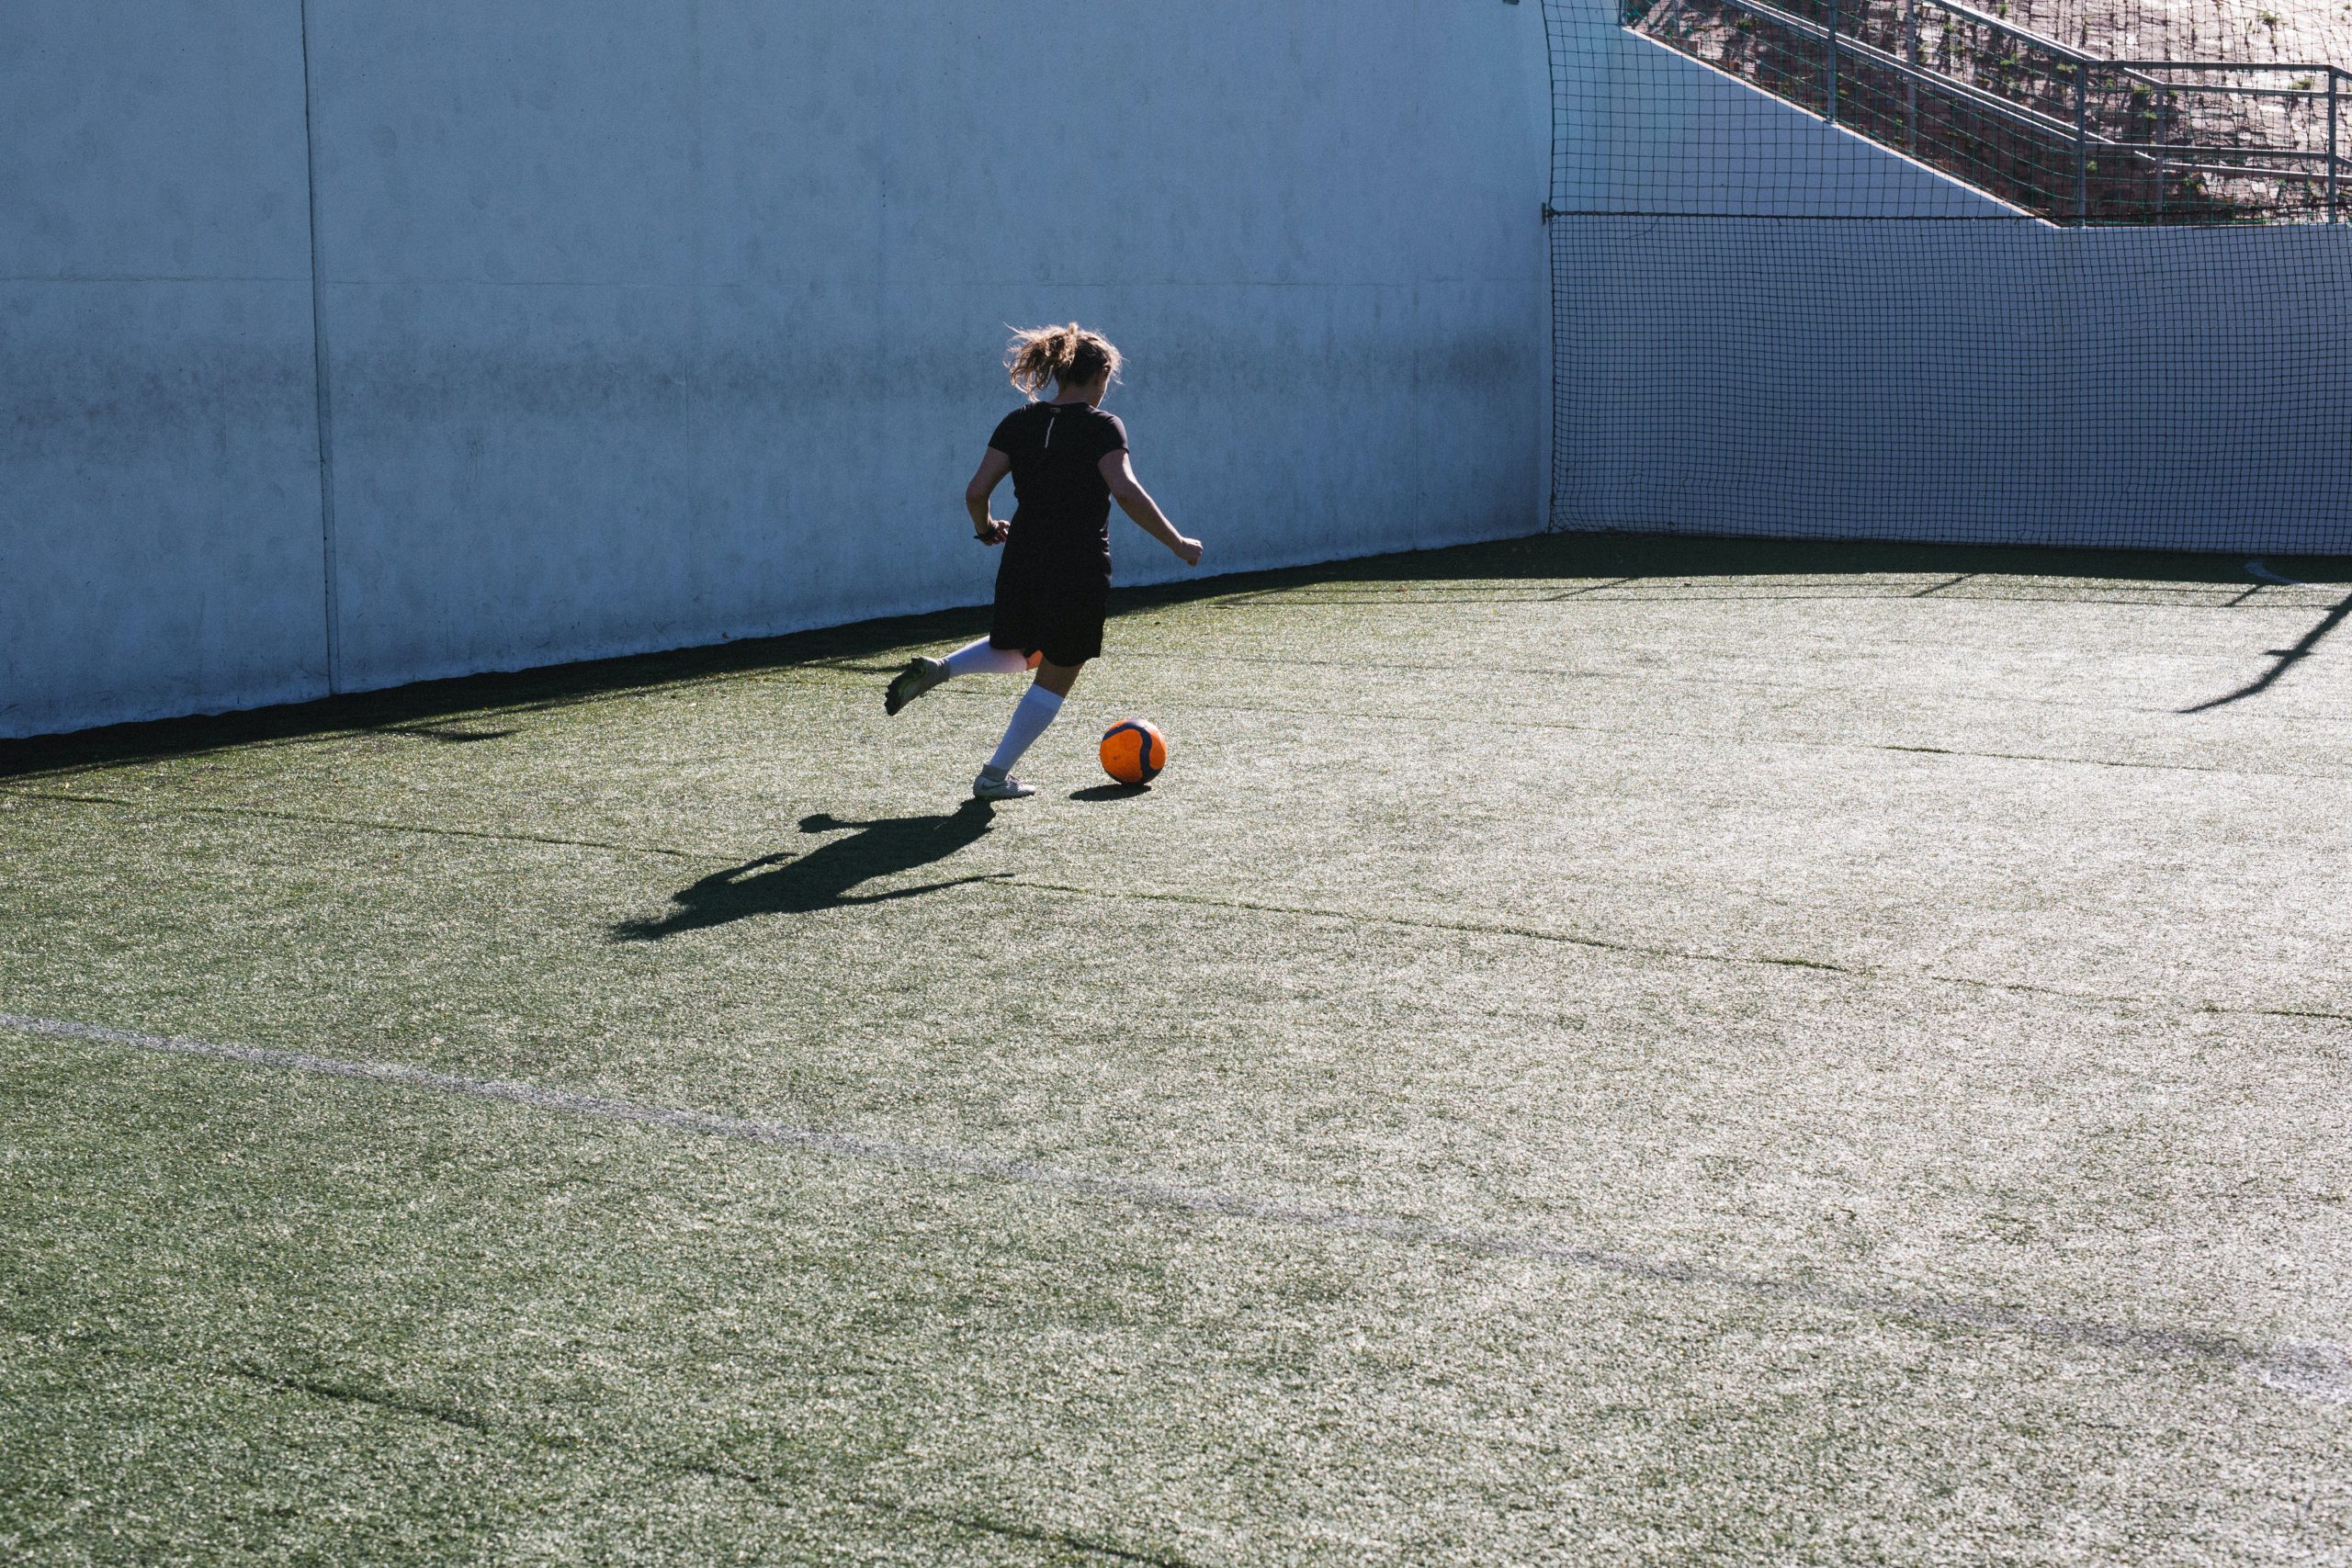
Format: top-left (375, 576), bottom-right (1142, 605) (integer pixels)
top-left (1069, 783), bottom-right (1152, 801)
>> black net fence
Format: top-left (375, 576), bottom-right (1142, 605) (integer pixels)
top-left (1542, 0), bottom-right (2352, 553)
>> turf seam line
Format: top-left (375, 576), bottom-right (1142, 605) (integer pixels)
top-left (0, 657), bottom-right (922, 784)
top-left (11, 569), bottom-right (2340, 784)
top-left (15, 682), bottom-right (2346, 860)
top-left (230, 1364), bottom-right (509, 1438)
top-left (3, 785), bottom-right (2337, 1023)
top-left (1204, 590), bottom-right (2348, 611)
top-left (1862, 742), bottom-right (2292, 777)
top-left (996, 881), bottom-right (2352, 1025)
top-left (204, 1362), bottom-right (1193, 1564)
top-left (4, 1009), bottom-right (2325, 1392)
top-left (1159, 649), bottom-right (2352, 724)
top-left (0, 787), bottom-right (717, 861)
top-left (1135, 700), bottom-right (2343, 781)
top-left (12, 662), bottom-right (2346, 789)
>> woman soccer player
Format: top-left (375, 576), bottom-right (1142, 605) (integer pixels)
top-left (885, 323), bottom-right (1203, 800)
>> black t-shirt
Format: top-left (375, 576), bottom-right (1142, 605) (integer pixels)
top-left (987, 402), bottom-right (1128, 564)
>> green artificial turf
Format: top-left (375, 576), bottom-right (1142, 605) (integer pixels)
top-left (3, 533), bottom-right (2348, 1564)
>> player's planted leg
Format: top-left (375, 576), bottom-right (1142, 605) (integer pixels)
top-left (972, 659), bottom-right (1080, 799)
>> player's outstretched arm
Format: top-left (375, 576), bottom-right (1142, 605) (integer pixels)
top-left (1100, 450), bottom-right (1203, 567)
top-left (966, 448), bottom-right (1012, 544)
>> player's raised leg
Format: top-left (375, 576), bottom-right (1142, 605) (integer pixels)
top-left (885, 637), bottom-right (1033, 716)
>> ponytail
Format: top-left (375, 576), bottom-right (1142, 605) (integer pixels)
top-left (1005, 322), bottom-right (1123, 397)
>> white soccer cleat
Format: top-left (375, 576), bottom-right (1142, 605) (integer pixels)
top-left (971, 769), bottom-right (1038, 801)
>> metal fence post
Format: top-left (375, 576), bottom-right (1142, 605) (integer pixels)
top-left (2154, 86), bottom-right (2166, 223)
top-left (1905, 0), bottom-right (1919, 150)
top-left (1826, 0), bottom-right (1839, 125)
top-left (2332, 70), bottom-right (2341, 224)
top-left (2075, 62), bottom-right (2089, 224)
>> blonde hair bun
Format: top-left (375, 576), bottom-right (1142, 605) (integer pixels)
top-left (1005, 322), bottom-right (1123, 397)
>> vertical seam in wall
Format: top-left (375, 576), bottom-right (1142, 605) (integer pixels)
top-left (297, 0), bottom-right (343, 694)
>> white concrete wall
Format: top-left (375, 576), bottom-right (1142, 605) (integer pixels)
top-left (1546, 5), bottom-right (2352, 551)
top-left (3, 1), bottom-right (1552, 736)
top-left (2, 5), bottom-right (330, 738)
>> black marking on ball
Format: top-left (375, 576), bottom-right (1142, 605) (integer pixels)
top-left (1106, 721), bottom-right (1159, 784)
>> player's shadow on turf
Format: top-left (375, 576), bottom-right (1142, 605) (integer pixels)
top-left (610, 801), bottom-right (1005, 941)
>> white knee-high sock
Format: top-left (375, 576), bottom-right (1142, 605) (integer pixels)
top-left (943, 637), bottom-right (1032, 679)
top-left (985, 685), bottom-right (1064, 773)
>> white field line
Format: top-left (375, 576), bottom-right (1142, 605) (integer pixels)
top-left (5, 1008), bottom-right (2346, 1400)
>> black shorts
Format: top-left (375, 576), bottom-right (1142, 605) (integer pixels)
top-left (990, 550), bottom-right (1109, 667)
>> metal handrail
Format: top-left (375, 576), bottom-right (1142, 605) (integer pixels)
top-left (1628, 0), bottom-right (2349, 224)
top-left (1695, 0), bottom-right (2142, 150)
top-left (2102, 142), bottom-right (2340, 160)
top-left (1924, 0), bottom-right (2162, 91)
top-left (2109, 61), bottom-right (2349, 73)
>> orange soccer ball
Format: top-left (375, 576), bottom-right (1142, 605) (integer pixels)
top-left (1098, 719), bottom-right (1169, 785)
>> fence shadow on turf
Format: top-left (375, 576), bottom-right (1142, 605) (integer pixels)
top-left (8, 532), bottom-right (2351, 779)
top-left (2177, 590), bottom-right (2352, 714)
top-left (612, 802), bottom-right (1005, 942)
